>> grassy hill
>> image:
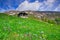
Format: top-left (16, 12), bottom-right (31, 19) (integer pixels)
top-left (0, 13), bottom-right (60, 40)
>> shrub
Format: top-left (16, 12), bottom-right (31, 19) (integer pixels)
top-left (55, 18), bottom-right (60, 24)
top-left (47, 19), bottom-right (56, 24)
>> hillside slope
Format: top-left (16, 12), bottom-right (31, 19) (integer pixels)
top-left (0, 13), bottom-right (60, 40)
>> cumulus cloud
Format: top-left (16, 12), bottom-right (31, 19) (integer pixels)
top-left (39, 0), bottom-right (56, 11)
top-left (16, 0), bottom-right (41, 11)
top-left (16, 0), bottom-right (60, 11)
top-left (55, 5), bottom-right (60, 11)
top-left (16, 0), bottom-right (29, 11)
top-left (47, 0), bottom-right (55, 3)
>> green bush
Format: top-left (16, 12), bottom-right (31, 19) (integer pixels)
top-left (55, 18), bottom-right (60, 24)
top-left (47, 19), bottom-right (56, 24)
top-left (41, 17), bottom-right (56, 24)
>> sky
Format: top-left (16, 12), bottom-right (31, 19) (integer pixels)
top-left (0, 0), bottom-right (60, 12)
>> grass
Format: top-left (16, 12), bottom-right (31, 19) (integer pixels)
top-left (0, 13), bottom-right (60, 40)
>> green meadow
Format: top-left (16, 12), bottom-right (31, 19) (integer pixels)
top-left (0, 13), bottom-right (60, 40)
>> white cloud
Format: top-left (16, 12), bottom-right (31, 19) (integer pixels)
top-left (39, 0), bottom-right (56, 11)
top-left (27, 0), bottom-right (40, 11)
top-left (47, 0), bottom-right (55, 3)
top-left (16, 0), bottom-right (40, 11)
top-left (16, 0), bottom-right (60, 11)
top-left (55, 5), bottom-right (60, 11)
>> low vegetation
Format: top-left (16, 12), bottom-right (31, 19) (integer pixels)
top-left (0, 13), bottom-right (60, 40)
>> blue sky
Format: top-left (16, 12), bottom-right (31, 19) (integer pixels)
top-left (0, 0), bottom-right (60, 12)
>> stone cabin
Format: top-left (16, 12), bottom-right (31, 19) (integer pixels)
top-left (18, 11), bottom-right (28, 18)
top-left (5, 11), bottom-right (29, 18)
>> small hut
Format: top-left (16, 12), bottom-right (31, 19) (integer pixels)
top-left (18, 11), bottom-right (28, 18)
